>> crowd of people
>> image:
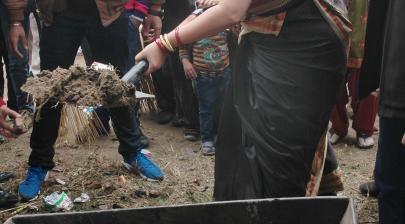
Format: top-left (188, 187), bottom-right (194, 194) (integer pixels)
top-left (0, 0), bottom-right (404, 223)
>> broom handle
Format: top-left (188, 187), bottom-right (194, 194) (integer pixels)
top-left (121, 59), bottom-right (149, 84)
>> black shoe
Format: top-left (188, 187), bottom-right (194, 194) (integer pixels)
top-left (184, 129), bottom-right (200, 142)
top-left (156, 111), bottom-right (174, 125)
top-left (359, 181), bottom-right (379, 198)
top-left (171, 116), bottom-right (186, 127)
top-left (0, 190), bottom-right (18, 208)
top-left (0, 172), bottom-right (14, 183)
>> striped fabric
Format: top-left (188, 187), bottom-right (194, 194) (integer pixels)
top-left (242, 0), bottom-right (352, 47)
top-left (180, 32), bottom-right (230, 74)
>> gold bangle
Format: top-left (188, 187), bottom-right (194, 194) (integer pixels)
top-left (163, 34), bottom-right (175, 52)
top-left (159, 35), bottom-right (171, 52)
top-left (160, 35), bottom-right (174, 52)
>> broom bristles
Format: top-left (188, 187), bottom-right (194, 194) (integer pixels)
top-left (57, 105), bottom-right (106, 146)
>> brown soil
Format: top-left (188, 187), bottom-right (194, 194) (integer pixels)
top-left (0, 117), bottom-right (378, 223)
top-left (21, 66), bottom-right (136, 108)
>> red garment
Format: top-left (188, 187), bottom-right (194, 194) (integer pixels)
top-left (0, 97), bottom-right (5, 107)
top-left (125, 0), bottom-right (148, 16)
top-left (330, 69), bottom-right (378, 136)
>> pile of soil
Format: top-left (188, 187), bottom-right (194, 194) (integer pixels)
top-left (22, 66), bottom-right (136, 108)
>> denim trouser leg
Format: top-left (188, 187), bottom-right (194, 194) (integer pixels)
top-left (193, 69), bottom-right (230, 143)
top-left (125, 11), bottom-right (141, 73)
top-left (0, 3), bottom-right (34, 112)
top-left (375, 117), bottom-right (405, 224)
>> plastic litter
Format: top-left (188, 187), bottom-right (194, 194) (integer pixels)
top-left (43, 192), bottom-right (73, 211)
top-left (73, 193), bottom-right (90, 203)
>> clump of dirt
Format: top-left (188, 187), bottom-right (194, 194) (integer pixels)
top-left (22, 66), bottom-right (136, 108)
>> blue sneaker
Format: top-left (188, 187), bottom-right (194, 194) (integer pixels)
top-left (18, 166), bottom-right (48, 201)
top-left (122, 151), bottom-right (164, 182)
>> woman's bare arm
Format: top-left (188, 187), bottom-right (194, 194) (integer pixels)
top-left (136, 0), bottom-right (251, 73)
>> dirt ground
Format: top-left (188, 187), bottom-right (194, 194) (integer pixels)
top-left (0, 114), bottom-right (378, 223)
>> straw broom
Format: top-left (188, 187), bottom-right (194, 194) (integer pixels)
top-left (56, 105), bottom-right (107, 146)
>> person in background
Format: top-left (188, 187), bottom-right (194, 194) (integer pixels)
top-left (0, 0), bottom-right (35, 133)
top-left (158, 0), bottom-right (200, 142)
top-left (6, 0), bottom-right (165, 201)
top-left (328, 0), bottom-right (377, 149)
top-left (179, 6), bottom-right (231, 155)
top-left (358, 0), bottom-right (405, 223)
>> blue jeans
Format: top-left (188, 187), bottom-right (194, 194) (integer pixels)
top-left (125, 11), bottom-right (142, 74)
top-left (193, 68), bottom-right (230, 143)
top-left (0, 1), bottom-right (34, 112)
top-left (375, 117), bottom-right (405, 224)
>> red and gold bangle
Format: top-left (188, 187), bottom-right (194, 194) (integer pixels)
top-left (175, 27), bottom-right (184, 46)
top-left (155, 39), bottom-right (168, 54)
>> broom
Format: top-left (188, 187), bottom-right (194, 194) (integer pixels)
top-left (56, 105), bottom-right (106, 146)
top-left (56, 61), bottom-right (150, 146)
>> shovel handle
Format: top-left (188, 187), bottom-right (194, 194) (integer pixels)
top-left (121, 59), bottom-right (149, 84)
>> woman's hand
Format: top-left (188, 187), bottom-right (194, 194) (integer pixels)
top-left (181, 59), bottom-right (197, 80)
top-left (135, 42), bottom-right (166, 74)
top-left (0, 105), bottom-right (22, 134)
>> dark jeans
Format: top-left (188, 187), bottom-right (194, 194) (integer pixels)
top-left (193, 69), bottom-right (230, 143)
top-left (0, 2), bottom-right (34, 112)
top-left (169, 53), bottom-right (199, 130)
top-left (152, 66), bottom-right (176, 114)
top-left (29, 13), bottom-right (143, 169)
top-left (375, 117), bottom-right (405, 224)
top-left (125, 11), bottom-right (142, 73)
top-left (95, 10), bottom-right (143, 129)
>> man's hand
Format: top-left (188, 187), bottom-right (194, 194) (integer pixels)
top-left (8, 24), bottom-right (28, 58)
top-left (142, 15), bottom-right (162, 41)
top-left (402, 133), bottom-right (405, 146)
top-left (181, 58), bottom-right (197, 80)
top-left (0, 105), bottom-right (22, 134)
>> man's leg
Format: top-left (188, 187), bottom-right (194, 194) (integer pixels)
top-left (20, 15), bottom-right (85, 200)
top-left (31, 15), bottom-right (85, 166)
top-left (86, 16), bottom-right (163, 180)
top-left (375, 117), bottom-right (405, 224)
top-left (0, 6), bottom-right (33, 113)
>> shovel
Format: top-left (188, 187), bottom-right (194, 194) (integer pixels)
top-left (121, 59), bottom-right (149, 85)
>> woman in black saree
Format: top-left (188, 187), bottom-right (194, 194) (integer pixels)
top-left (136, 0), bottom-right (350, 199)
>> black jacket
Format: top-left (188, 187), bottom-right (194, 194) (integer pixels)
top-left (359, 0), bottom-right (405, 119)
